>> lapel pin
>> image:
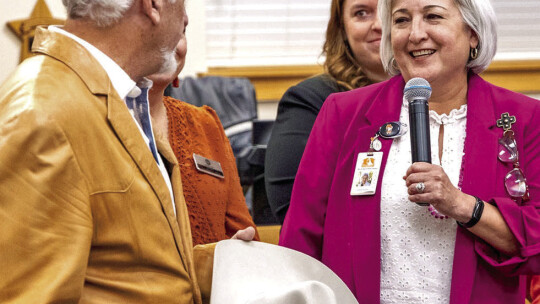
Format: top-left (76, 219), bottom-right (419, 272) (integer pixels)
top-left (496, 112), bottom-right (516, 131)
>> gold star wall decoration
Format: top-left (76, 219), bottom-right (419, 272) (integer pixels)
top-left (7, 0), bottom-right (64, 62)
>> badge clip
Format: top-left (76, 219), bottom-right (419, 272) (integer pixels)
top-left (378, 122), bottom-right (408, 139)
top-left (369, 122), bottom-right (408, 153)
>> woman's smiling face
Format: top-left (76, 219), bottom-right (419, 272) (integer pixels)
top-left (390, 0), bottom-right (478, 84)
top-left (342, 0), bottom-right (385, 80)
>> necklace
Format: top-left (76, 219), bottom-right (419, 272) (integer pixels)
top-left (424, 105), bottom-right (468, 220)
top-left (428, 205), bottom-right (449, 219)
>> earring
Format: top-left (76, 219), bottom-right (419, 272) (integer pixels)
top-left (390, 57), bottom-right (399, 70)
top-left (172, 77), bottom-right (180, 88)
top-left (470, 47), bottom-right (479, 60)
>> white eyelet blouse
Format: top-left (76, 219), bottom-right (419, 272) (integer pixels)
top-left (380, 98), bottom-right (468, 303)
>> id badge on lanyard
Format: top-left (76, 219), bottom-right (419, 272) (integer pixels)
top-left (350, 122), bottom-right (407, 196)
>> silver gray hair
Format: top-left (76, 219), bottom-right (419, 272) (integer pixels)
top-left (379, 0), bottom-right (498, 76)
top-left (62, 0), bottom-right (178, 27)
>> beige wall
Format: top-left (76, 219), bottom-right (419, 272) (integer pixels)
top-left (0, 0), bottom-right (277, 118)
top-left (182, 0), bottom-right (208, 78)
top-left (0, 0), bottom-right (207, 84)
top-left (0, 0), bottom-right (66, 84)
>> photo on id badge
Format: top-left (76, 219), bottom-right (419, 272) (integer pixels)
top-left (351, 152), bottom-right (382, 195)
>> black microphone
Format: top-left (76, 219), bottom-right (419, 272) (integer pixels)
top-left (404, 78), bottom-right (432, 206)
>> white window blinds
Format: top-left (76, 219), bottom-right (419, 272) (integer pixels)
top-left (205, 0), bottom-right (540, 67)
top-left (493, 0), bottom-right (540, 59)
top-left (205, 0), bottom-right (330, 66)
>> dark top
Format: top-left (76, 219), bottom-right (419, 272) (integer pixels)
top-left (265, 74), bottom-right (342, 224)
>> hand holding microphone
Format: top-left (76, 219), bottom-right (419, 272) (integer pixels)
top-left (403, 78), bottom-right (467, 217)
top-left (404, 78), bottom-right (431, 206)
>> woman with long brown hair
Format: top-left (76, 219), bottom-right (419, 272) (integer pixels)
top-left (265, 0), bottom-right (388, 224)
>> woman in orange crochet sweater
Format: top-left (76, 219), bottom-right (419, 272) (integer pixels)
top-left (147, 35), bottom-right (258, 246)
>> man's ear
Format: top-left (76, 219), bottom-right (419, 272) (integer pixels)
top-left (142, 0), bottom-right (163, 25)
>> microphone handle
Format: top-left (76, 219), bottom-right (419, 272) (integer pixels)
top-left (409, 99), bottom-right (431, 206)
top-left (409, 99), bottom-right (431, 163)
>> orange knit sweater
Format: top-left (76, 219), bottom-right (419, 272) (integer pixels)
top-left (163, 96), bottom-right (259, 246)
top-left (532, 276), bottom-right (540, 304)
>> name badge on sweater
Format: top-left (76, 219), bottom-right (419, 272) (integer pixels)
top-left (350, 152), bottom-right (383, 196)
top-left (193, 153), bottom-right (224, 179)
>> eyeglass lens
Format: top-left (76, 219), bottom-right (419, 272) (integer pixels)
top-left (498, 131), bottom-right (518, 163)
top-left (505, 168), bottom-right (528, 198)
top-left (498, 131), bottom-right (529, 199)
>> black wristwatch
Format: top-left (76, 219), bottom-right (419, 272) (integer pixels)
top-left (457, 196), bottom-right (484, 229)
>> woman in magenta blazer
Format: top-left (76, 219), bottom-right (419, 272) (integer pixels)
top-left (279, 0), bottom-right (540, 303)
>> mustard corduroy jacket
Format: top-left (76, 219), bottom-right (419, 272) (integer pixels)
top-left (0, 27), bottom-right (206, 304)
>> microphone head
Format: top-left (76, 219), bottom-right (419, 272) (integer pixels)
top-left (404, 77), bottom-right (431, 102)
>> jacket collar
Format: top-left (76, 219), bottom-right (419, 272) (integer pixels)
top-left (32, 26), bottom-right (110, 97)
top-left (364, 74), bottom-right (498, 130)
top-left (350, 76), bottom-right (405, 300)
top-left (47, 25), bottom-right (137, 99)
top-left (365, 75), bottom-right (406, 128)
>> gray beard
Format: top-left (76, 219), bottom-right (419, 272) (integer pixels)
top-left (157, 48), bottom-right (177, 76)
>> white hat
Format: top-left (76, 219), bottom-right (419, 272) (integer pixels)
top-left (210, 240), bottom-right (359, 304)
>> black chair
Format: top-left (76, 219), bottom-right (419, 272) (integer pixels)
top-left (165, 76), bottom-right (257, 158)
top-left (242, 119), bottom-right (278, 225)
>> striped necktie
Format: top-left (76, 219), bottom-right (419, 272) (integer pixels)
top-left (125, 87), bottom-right (160, 163)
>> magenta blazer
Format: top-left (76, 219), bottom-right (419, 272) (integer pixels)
top-left (279, 74), bottom-right (540, 303)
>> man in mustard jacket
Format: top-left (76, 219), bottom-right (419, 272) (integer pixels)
top-left (0, 0), bottom-right (222, 302)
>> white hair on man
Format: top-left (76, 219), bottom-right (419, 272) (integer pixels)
top-left (378, 0), bottom-right (498, 76)
top-left (62, 0), bottom-right (178, 27)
